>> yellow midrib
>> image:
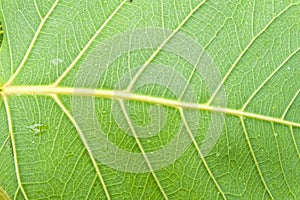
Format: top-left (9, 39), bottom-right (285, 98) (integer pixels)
top-left (2, 85), bottom-right (299, 128)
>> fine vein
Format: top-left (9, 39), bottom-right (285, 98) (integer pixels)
top-left (0, 135), bottom-right (9, 155)
top-left (33, 0), bottom-right (43, 20)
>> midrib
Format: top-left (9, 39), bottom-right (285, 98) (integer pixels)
top-left (1, 85), bottom-right (299, 128)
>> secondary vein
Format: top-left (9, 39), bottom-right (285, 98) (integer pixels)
top-left (126, 0), bottom-right (207, 92)
top-left (52, 94), bottom-right (111, 200)
top-left (207, 3), bottom-right (299, 105)
top-left (3, 0), bottom-right (60, 87)
top-left (2, 95), bottom-right (29, 200)
top-left (53, 0), bottom-right (127, 86)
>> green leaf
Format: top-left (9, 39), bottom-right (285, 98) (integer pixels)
top-left (0, 23), bottom-right (3, 47)
top-left (0, 0), bottom-right (299, 199)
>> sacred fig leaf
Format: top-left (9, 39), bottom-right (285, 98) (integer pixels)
top-left (0, 0), bottom-right (299, 199)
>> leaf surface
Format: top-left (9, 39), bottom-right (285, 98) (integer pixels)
top-left (0, 0), bottom-right (299, 199)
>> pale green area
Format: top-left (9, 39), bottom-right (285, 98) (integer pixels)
top-left (0, 0), bottom-right (299, 199)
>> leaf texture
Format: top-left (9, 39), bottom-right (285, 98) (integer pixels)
top-left (0, 0), bottom-right (299, 199)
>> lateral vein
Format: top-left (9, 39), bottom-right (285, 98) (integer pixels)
top-left (126, 0), bottom-right (207, 91)
top-left (180, 108), bottom-right (227, 199)
top-left (53, 0), bottom-right (127, 86)
top-left (52, 95), bottom-right (111, 200)
top-left (119, 100), bottom-right (169, 199)
top-left (2, 95), bottom-right (29, 200)
top-left (207, 3), bottom-right (299, 105)
top-left (240, 117), bottom-right (274, 200)
top-left (4, 0), bottom-right (60, 87)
